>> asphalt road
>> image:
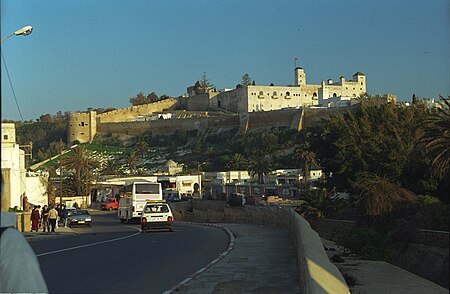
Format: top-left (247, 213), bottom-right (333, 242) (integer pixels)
top-left (30, 212), bottom-right (229, 294)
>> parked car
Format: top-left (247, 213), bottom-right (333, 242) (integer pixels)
top-left (67, 210), bottom-right (92, 227)
top-left (66, 206), bottom-right (76, 217)
top-left (141, 200), bottom-right (174, 232)
top-left (101, 197), bottom-right (119, 211)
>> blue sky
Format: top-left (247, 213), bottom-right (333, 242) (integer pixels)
top-left (1, 0), bottom-right (449, 121)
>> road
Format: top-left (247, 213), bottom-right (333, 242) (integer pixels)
top-left (30, 212), bottom-right (229, 294)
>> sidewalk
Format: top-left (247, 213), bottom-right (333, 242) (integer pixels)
top-left (172, 223), bottom-right (448, 294)
top-left (173, 223), bottom-right (300, 293)
top-left (23, 226), bottom-right (76, 242)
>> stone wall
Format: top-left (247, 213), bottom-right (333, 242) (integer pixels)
top-left (97, 98), bottom-right (178, 123)
top-left (308, 218), bottom-right (357, 241)
top-left (97, 114), bottom-right (241, 136)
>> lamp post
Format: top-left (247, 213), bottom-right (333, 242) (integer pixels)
top-left (1, 26), bottom-right (33, 43)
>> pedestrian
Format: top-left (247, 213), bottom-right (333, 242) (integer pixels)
top-left (0, 175), bottom-right (49, 293)
top-left (30, 206), bottom-right (40, 232)
top-left (56, 204), bottom-right (62, 227)
top-left (48, 205), bottom-right (58, 233)
top-left (73, 202), bottom-right (79, 210)
top-left (41, 205), bottom-right (50, 232)
top-left (62, 205), bottom-right (68, 227)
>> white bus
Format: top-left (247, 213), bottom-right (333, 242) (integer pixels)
top-left (118, 181), bottom-right (162, 223)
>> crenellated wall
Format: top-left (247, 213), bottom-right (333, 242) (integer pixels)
top-left (93, 107), bottom-right (344, 139)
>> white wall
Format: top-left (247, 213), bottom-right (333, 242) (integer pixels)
top-left (1, 123), bottom-right (26, 209)
top-left (25, 172), bottom-right (49, 207)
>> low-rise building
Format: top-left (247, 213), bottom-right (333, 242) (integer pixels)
top-left (1, 123), bottom-right (26, 210)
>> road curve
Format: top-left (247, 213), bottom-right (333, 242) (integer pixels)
top-left (30, 212), bottom-right (230, 294)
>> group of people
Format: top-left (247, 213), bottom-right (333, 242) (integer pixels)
top-left (29, 202), bottom-right (79, 233)
top-left (29, 205), bottom-right (58, 233)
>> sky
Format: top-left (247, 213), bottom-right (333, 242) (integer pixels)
top-left (1, 0), bottom-right (449, 121)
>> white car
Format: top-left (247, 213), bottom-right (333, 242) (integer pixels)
top-left (140, 201), bottom-right (174, 232)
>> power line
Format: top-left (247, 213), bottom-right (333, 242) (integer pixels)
top-left (1, 50), bottom-right (24, 121)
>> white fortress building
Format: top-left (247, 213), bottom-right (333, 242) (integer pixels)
top-left (189, 66), bottom-right (367, 113)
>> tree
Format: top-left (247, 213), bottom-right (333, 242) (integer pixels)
top-left (241, 73), bottom-right (252, 87)
top-left (146, 92), bottom-right (159, 103)
top-left (421, 96), bottom-right (450, 181)
top-left (226, 153), bottom-right (248, 170)
top-left (296, 188), bottom-right (346, 219)
top-left (194, 72), bottom-right (214, 94)
top-left (129, 92), bottom-right (152, 106)
top-left (248, 157), bottom-right (272, 184)
top-left (62, 146), bottom-right (97, 196)
top-left (135, 140), bottom-right (149, 160)
top-left (294, 143), bottom-right (317, 183)
top-left (100, 159), bottom-right (120, 176)
top-left (351, 172), bottom-right (417, 217)
top-left (309, 102), bottom-right (428, 192)
top-left (125, 150), bottom-right (138, 175)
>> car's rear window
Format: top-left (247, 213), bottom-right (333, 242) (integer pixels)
top-left (143, 204), bottom-right (169, 213)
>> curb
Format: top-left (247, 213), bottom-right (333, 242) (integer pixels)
top-left (162, 222), bottom-right (235, 294)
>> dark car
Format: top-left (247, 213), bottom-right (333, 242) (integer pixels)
top-left (67, 210), bottom-right (92, 227)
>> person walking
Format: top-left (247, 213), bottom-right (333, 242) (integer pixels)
top-left (41, 205), bottom-right (50, 232)
top-left (62, 205), bottom-right (68, 227)
top-left (56, 204), bottom-right (62, 227)
top-left (48, 205), bottom-right (58, 233)
top-left (30, 206), bottom-right (40, 232)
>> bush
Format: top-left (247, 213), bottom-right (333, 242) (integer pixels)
top-left (336, 226), bottom-right (391, 261)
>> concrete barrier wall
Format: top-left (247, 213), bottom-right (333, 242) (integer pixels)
top-left (13, 212), bottom-right (31, 232)
top-left (170, 200), bottom-right (350, 294)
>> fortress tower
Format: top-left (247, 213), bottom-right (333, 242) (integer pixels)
top-left (67, 111), bottom-right (97, 144)
top-left (294, 67), bottom-right (306, 86)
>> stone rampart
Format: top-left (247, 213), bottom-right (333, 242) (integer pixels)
top-left (97, 99), bottom-right (178, 123)
top-left (93, 104), bottom-right (358, 139)
top-left (97, 114), bottom-right (240, 136)
top-left (97, 121), bottom-right (151, 136)
top-left (170, 200), bottom-right (350, 294)
top-left (245, 109), bottom-right (298, 131)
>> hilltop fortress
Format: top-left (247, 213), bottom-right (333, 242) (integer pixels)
top-left (68, 66), bottom-right (394, 144)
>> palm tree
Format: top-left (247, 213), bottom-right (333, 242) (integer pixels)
top-left (135, 140), bottom-right (149, 160)
top-left (62, 146), bottom-right (96, 196)
top-left (100, 158), bottom-right (120, 176)
top-left (421, 96), bottom-right (450, 180)
top-left (126, 150), bottom-right (138, 175)
top-left (226, 153), bottom-right (247, 170)
top-left (248, 157), bottom-right (272, 184)
top-left (294, 144), bottom-right (317, 183)
top-left (296, 188), bottom-right (346, 219)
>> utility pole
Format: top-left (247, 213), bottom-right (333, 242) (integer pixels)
top-left (59, 139), bottom-right (63, 205)
top-left (19, 141), bottom-right (33, 169)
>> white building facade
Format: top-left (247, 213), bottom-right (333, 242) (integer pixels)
top-left (207, 66), bottom-right (366, 113)
top-left (1, 123), bottom-right (26, 210)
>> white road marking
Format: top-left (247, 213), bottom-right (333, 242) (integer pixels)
top-left (36, 225), bottom-right (141, 257)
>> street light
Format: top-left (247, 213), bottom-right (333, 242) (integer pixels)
top-left (1, 25), bottom-right (33, 43)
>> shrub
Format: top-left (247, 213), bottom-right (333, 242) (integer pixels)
top-left (336, 226), bottom-right (391, 261)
